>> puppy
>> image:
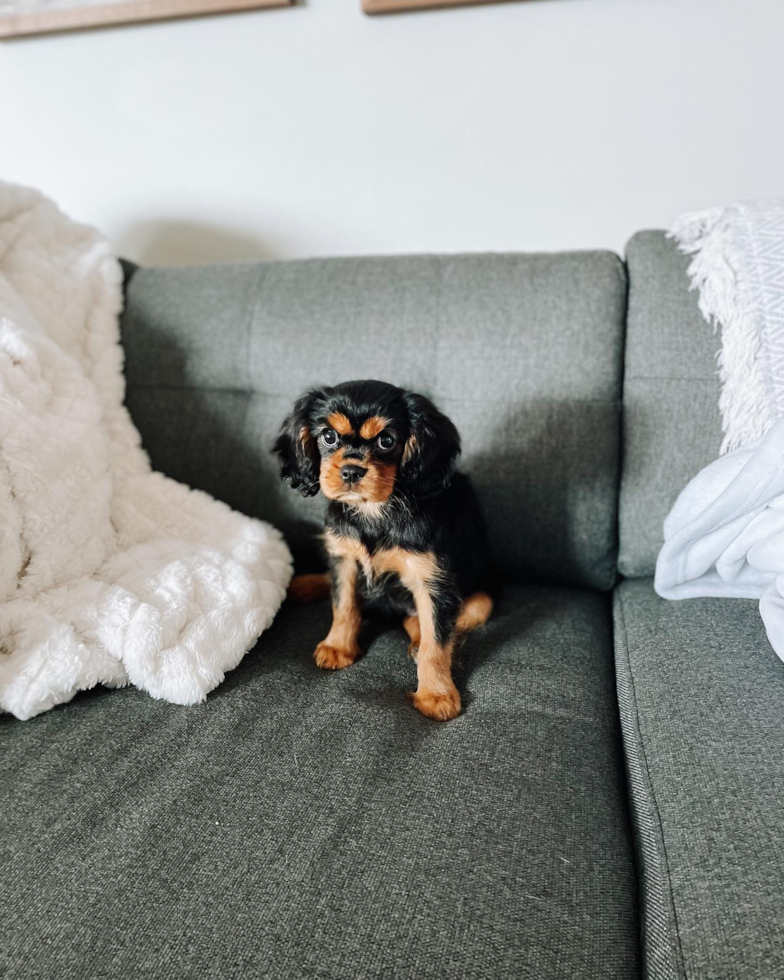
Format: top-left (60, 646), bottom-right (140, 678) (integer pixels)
top-left (273, 380), bottom-right (492, 721)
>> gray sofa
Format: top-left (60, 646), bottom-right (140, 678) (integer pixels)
top-left (4, 232), bottom-right (782, 980)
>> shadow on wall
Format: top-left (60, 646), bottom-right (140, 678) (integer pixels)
top-left (116, 220), bottom-right (277, 266)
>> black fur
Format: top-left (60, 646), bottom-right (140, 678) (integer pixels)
top-left (272, 389), bottom-right (326, 497)
top-left (273, 380), bottom-right (491, 639)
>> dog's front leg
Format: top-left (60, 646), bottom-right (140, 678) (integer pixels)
top-left (314, 555), bottom-right (362, 671)
top-left (408, 582), bottom-right (461, 722)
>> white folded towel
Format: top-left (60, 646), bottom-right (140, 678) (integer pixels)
top-left (656, 419), bottom-right (784, 659)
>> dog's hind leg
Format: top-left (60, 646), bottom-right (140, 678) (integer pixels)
top-left (288, 573), bottom-right (331, 603)
top-left (455, 592), bottom-right (493, 633)
top-left (403, 614), bottom-right (421, 659)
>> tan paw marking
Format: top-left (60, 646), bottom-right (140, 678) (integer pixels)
top-left (314, 642), bottom-right (358, 671)
top-left (408, 686), bottom-right (462, 721)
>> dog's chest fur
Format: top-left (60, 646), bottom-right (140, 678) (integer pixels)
top-left (324, 528), bottom-right (439, 591)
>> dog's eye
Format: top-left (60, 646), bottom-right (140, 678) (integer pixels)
top-left (321, 429), bottom-right (338, 448)
top-left (377, 432), bottom-right (396, 452)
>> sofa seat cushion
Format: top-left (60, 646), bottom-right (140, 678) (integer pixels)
top-left (3, 585), bottom-right (639, 980)
top-left (614, 579), bottom-right (784, 980)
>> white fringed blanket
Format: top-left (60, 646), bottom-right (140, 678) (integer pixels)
top-left (0, 184), bottom-right (292, 720)
top-left (656, 201), bottom-right (784, 661)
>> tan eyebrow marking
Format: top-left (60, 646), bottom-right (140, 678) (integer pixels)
top-left (326, 412), bottom-right (353, 436)
top-left (359, 416), bottom-right (391, 440)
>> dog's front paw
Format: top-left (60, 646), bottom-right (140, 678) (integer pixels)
top-left (314, 642), bottom-right (358, 671)
top-left (408, 685), bottom-right (462, 721)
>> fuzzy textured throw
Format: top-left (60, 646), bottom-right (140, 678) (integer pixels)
top-left (656, 201), bottom-right (784, 662)
top-left (0, 184), bottom-right (292, 720)
top-left (669, 200), bottom-right (784, 454)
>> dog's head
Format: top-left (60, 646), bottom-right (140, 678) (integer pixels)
top-left (273, 380), bottom-right (460, 504)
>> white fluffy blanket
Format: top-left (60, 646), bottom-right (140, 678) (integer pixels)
top-left (656, 202), bottom-right (784, 661)
top-left (0, 184), bottom-right (292, 720)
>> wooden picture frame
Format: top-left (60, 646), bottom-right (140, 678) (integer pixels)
top-left (0, 0), bottom-right (291, 38)
top-left (363, 0), bottom-right (518, 13)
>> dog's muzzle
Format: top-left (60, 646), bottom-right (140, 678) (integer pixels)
top-left (340, 464), bottom-right (366, 486)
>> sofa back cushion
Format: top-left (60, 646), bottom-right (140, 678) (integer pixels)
top-left (121, 252), bottom-right (626, 589)
top-left (618, 231), bottom-right (723, 578)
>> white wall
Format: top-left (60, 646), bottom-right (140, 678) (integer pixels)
top-left (2, 0), bottom-right (783, 264)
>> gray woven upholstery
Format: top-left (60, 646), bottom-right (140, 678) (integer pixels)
top-left (618, 231), bottom-right (722, 579)
top-left (2, 585), bottom-right (639, 980)
top-left (614, 578), bottom-right (784, 980)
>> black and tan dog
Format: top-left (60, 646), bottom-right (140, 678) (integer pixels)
top-left (273, 380), bottom-right (492, 721)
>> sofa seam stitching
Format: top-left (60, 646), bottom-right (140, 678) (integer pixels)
top-left (610, 256), bottom-right (629, 588)
top-left (616, 587), bottom-right (688, 980)
top-left (244, 266), bottom-right (267, 390)
top-left (124, 383), bottom-right (622, 404)
top-left (625, 374), bottom-right (719, 383)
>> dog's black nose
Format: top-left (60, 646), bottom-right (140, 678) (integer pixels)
top-left (341, 464), bottom-right (366, 485)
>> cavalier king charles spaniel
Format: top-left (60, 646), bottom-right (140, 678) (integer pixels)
top-left (273, 380), bottom-right (492, 721)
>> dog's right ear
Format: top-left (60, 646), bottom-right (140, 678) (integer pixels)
top-left (272, 389), bottom-right (325, 497)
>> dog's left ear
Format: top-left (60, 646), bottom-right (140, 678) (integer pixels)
top-left (400, 391), bottom-right (460, 497)
top-left (272, 389), bottom-right (325, 497)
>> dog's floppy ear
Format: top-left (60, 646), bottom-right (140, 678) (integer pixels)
top-left (400, 391), bottom-right (460, 497)
top-left (273, 389), bottom-right (325, 497)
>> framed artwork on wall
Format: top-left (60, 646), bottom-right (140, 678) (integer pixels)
top-left (0, 0), bottom-right (291, 37)
top-left (363, 0), bottom-right (518, 13)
